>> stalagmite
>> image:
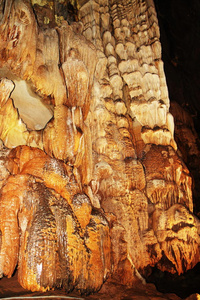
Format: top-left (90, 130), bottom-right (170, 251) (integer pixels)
top-left (0, 0), bottom-right (199, 295)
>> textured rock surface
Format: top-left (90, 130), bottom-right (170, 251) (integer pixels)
top-left (0, 146), bottom-right (110, 292)
top-left (170, 102), bottom-right (200, 214)
top-left (0, 0), bottom-right (199, 295)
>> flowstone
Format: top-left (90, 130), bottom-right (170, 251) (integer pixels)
top-left (0, 0), bottom-right (199, 293)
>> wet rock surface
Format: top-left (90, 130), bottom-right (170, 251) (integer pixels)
top-left (0, 273), bottom-right (187, 299)
top-left (1, 273), bottom-right (200, 299)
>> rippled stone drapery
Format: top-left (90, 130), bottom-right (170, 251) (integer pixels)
top-left (0, 0), bottom-right (199, 293)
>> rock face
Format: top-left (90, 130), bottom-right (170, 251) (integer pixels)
top-left (0, 0), bottom-right (199, 294)
top-left (0, 146), bottom-right (110, 292)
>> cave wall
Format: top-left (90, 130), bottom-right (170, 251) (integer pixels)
top-left (0, 0), bottom-right (199, 293)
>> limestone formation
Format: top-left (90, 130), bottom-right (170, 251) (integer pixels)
top-left (0, 0), bottom-right (199, 295)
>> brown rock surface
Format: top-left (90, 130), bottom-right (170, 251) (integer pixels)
top-left (0, 0), bottom-right (199, 297)
top-left (0, 146), bottom-right (110, 292)
top-left (0, 272), bottom-right (189, 299)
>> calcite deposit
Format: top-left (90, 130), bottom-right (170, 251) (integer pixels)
top-left (0, 0), bottom-right (199, 295)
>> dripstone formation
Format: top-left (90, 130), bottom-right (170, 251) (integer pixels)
top-left (0, 0), bottom-right (199, 294)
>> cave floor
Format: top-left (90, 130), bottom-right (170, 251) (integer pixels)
top-left (0, 272), bottom-right (190, 300)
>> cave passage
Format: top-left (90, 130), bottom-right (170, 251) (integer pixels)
top-left (147, 263), bottom-right (200, 298)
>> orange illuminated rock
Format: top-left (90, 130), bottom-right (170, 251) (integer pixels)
top-left (0, 0), bottom-right (199, 295)
top-left (72, 193), bottom-right (92, 228)
top-left (0, 175), bottom-right (28, 278)
top-left (151, 204), bottom-right (200, 274)
top-left (43, 105), bottom-right (83, 163)
top-left (141, 144), bottom-right (193, 211)
top-left (0, 146), bottom-right (111, 292)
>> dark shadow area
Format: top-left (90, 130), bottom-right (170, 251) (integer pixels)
top-left (154, 0), bottom-right (200, 136)
top-left (154, 0), bottom-right (200, 215)
top-left (147, 263), bottom-right (200, 299)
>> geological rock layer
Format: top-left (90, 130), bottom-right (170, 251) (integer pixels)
top-left (0, 0), bottom-right (199, 294)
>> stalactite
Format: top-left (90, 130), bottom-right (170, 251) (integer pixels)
top-left (0, 0), bottom-right (199, 294)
